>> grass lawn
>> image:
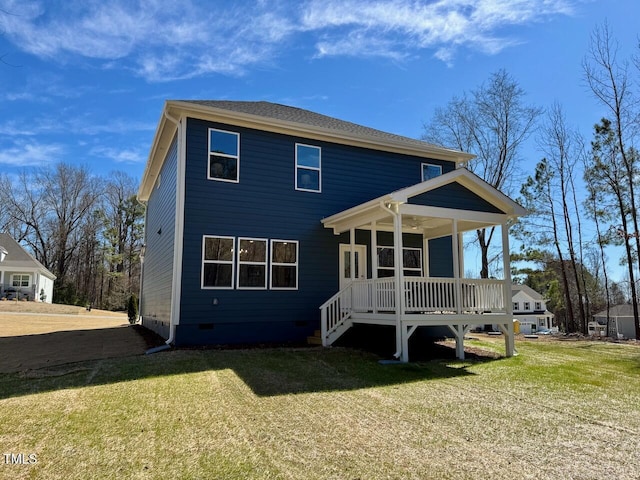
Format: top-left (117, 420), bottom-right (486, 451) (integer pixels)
top-left (0, 337), bottom-right (639, 479)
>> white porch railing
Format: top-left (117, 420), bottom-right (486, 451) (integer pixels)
top-left (320, 277), bottom-right (506, 345)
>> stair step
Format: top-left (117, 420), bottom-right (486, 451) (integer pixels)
top-left (307, 335), bottom-right (322, 346)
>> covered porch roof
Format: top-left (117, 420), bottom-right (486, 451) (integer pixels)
top-left (321, 168), bottom-right (527, 238)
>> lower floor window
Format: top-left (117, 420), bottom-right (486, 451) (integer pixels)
top-left (202, 236), bottom-right (298, 290)
top-left (271, 240), bottom-right (298, 289)
top-left (11, 274), bottom-right (30, 287)
top-left (377, 247), bottom-right (422, 277)
top-left (202, 235), bottom-right (235, 288)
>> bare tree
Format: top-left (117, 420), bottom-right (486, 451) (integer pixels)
top-left (583, 22), bottom-right (640, 339)
top-left (423, 69), bottom-right (541, 277)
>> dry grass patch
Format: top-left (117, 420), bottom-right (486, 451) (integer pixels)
top-left (0, 340), bottom-right (638, 479)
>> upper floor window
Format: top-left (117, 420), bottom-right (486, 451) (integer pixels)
top-left (524, 302), bottom-right (531, 311)
top-left (295, 144), bottom-right (321, 193)
top-left (208, 128), bottom-right (239, 183)
top-left (422, 163), bottom-right (442, 181)
top-left (513, 302), bottom-right (519, 311)
top-left (535, 301), bottom-right (542, 311)
top-left (202, 235), bottom-right (235, 289)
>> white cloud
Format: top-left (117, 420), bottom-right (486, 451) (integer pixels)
top-left (0, 140), bottom-right (64, 167)
top-left (89, 146), bottom-right (145, 164)
top-left (0, 0), bottom-right (579, 80)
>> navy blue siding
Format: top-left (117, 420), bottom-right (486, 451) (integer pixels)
top-left (176, 118), bottom-right (457, 346)
top-left (409, 183), bottom-right (504, 213)
top-left (141, 134), bottom-right (178, 339)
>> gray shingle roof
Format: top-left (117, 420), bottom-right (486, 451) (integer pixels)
top-left (511, 284), bottom-right (544, 300)
top-left (178, 100), bottom-right (450, 152)
top-left (593, 304), bottom-right (635, 318)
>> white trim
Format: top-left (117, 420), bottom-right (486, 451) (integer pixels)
top-left (421, 162), bottom-right (442, 181)
top-left (171, 118), bottom-right (187, 328)
top-left (295, 143), bottom-right (321, 193)
top-left (237, 237), bottom-right (268, 290)
top-left (207, 127), bottom-right (240, 183)
top-left (201, 235), bottom-right (236, 290)
top-left (270, 239), bottom-right (299, 290)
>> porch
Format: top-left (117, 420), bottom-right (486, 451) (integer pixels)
top-left (319, 169), bottom-right (526, 362)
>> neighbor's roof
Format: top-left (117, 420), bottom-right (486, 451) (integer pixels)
top-left (593, 304), bottom-right (635, 318)
top-left (0, 233), bottom-right (56, 279)
top-left (512, 284), bottom-right (545, 301)
top-left (138, 100), bottom-right (475, 201)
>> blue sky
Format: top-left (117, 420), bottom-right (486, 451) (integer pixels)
top-left (0, 0), bottom-right (637, 182)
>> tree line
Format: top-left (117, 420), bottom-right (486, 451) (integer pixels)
top-left (423, 22), bottom-right (640, 339)
top-left (0, 164), bottom-right (144, 310)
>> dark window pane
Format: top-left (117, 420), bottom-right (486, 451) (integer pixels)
top-left (204, 237), bottom-right (234, 261)
top-left (377, 269), bottom-right (394, 278)
top-left (210, 130), bottom-right (238, 156)
top-left (239, 239), bottom-right (266, 262)
top-left (272, 242), bottom-right (297, 263)
top-left (297, 168), bottom-right (320, 191)
top-left (238, 265), bottom-right (266, 288)
top-left (203, 264), bottom-right (233, 287)
top-left (272, 265), bottom-right (297, 288)
top-left (378, 247), bottom-right (394, 268)
top-left (403, 250), bottom-right (421, 269)
top-left (209, 155), bottom-right (238, 181)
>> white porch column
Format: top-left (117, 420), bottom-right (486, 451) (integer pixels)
top-left (458, 232), bottom-right (465, 278)
top-left (349, 228), bottom-right (356, 282)
top-left (423, 237), bottom-right (430, 277)
top-left (371, 221), bottom-right (378, 314)
top-left (393, 204), bottom-right (405, 359)
top-left (502, 221), bottom-right (515, 357)
top-left (451, 219), bottom-right (462, 314)
top-left (371, 221), bottom-right (378, 280)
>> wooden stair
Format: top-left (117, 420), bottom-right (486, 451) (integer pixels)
top-left (307, 329), bottom-right (322, 346)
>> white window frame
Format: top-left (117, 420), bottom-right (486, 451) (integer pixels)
top-left (377, 246), bottom-right (423, 277)
top-left (208, 128), bottom-right (240, 183)
top-left (295, 143), bottom-right (321, 193)
top-left (421, 163), bottom-right (442, 181)
top-left (535, 301), bottom-right (542, 311)
top-left (524, 302), bottom-right (531, 311)
top-left (513, 302), bottom-right (519, 311)
top-left (270, 239), bottom-right (299, 290)
top-left (201, 235), bottom-right (235, 290)
top-left (11, 274), bottom-right (30, 287)
top-left (237, 237), bottom-right (268, 290)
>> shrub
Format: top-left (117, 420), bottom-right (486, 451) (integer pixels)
top-left (127, 294), bottom-right (139, 325)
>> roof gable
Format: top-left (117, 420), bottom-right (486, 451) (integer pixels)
top-left (0, 233), bottom-right (56, 279)
top-left (512, 284), bottom-right (544, 301)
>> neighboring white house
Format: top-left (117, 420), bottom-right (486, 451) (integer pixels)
top-left (0, 233), bottom-right (56, 303)
top-left (593, 304), bottom-right (638, 339)
top-left (511, 284), bottom-right (555, 334)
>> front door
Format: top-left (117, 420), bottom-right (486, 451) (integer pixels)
top-left (339, 244), bottom-right (367, 290)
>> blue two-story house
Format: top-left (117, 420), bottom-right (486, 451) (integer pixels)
top-left (137, 100), bottom-right (525, 362)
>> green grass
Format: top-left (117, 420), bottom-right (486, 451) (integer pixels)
top-left (0, 339), bottom-right (639, 480)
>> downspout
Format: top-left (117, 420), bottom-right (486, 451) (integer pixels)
top-left (380, 201), bottom-right (404, 359)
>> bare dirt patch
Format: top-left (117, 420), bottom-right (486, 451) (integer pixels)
top-left (0, 303), bottom-right (164, 373)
